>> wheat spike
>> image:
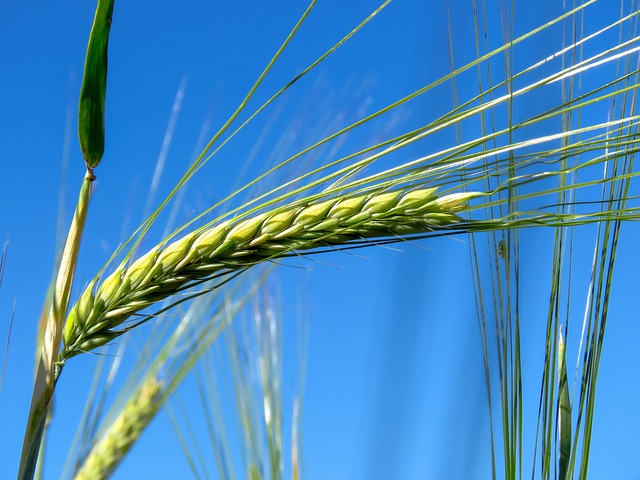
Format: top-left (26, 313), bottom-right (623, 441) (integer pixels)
top-left (60, 187), bottom-right (480, 362)
top-left (73, 377), bottom-right (162, 480)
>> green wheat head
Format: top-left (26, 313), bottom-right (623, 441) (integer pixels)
top-left (60, 187), bottom-right (480, 361)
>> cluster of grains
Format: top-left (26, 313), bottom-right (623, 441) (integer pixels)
top-left (74, 377), bottom-right (162, 480)
top-left (60, 188), bottom-right (479, 361)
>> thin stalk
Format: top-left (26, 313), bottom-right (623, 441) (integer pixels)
top-left (19, 170), bottom-right (95, 480)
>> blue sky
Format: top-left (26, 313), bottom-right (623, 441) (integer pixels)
top-left (1, 1), bottom-right (639, 479)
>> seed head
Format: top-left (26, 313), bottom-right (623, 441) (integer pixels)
top-left (60, 187), bottom-right (481, 362)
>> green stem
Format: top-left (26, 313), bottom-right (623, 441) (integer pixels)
top-left (19, 170), bottom-right (94, 480)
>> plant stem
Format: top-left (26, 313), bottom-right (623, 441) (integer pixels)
top-left (19, 169), bottom-right (94, 480)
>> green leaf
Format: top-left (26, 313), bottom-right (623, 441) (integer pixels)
top-left (558, 331), bottom-right (572, 480)
top-left (78, 0), bottom-right (115, 169)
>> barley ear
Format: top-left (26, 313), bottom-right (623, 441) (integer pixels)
top-left (60, 187), bottom-right (482, 362)
top-left (74, 377), bottom-right (163, 480)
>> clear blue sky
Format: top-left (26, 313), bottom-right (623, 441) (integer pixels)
top-left (1, 1), bottom-right (639, 479)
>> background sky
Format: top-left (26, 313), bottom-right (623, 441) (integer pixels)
top-left (1, 1), bottom-right (639, 479)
